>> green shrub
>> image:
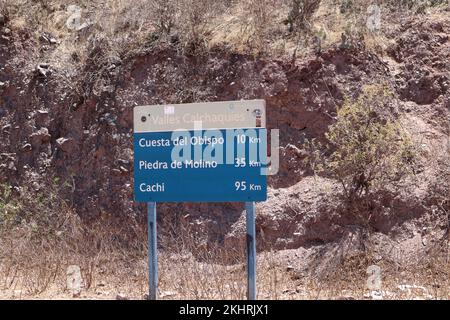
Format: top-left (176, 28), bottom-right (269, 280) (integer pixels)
top-left (0, 184), bottom-right (21, 228)
top-left (306, 84), bottom-right (416, 202)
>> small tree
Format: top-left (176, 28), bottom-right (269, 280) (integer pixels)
top-left (306, 84), bottom-right (416, 202)
top-left (177, 0), bottom-right (223, 52)
top-left (286, 0), bottom-right (321, 33)
top-left (150, 0), bottom-right (178, 35)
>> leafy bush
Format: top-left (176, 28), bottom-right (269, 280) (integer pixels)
top-left (306, 84), bottom-right (416, 202)
top-left (0, 184), bottom-right (21, 229)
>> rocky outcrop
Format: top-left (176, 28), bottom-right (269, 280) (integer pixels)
top-left (0, 14), bottom-right (448, 262)
top-left (56, 137), bottom-right (77, 153)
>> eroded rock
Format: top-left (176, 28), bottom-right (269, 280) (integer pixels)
top-left (56, 137), bottom-right (77, 153)
top-left (30, 128), bottom-right (51, 148)
top-left (35, 63), bottom-right (51, 78)
top-left (35, 110), bottom-right (50, 128)
top-left (66, 265), bottom-right (82, 298)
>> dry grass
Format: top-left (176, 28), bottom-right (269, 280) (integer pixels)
top-left (2, 0), bottom-right (448, 62)
top-left (2, 240), bottom-right (449, 299)
top-left (1, 190), bottom-right (449, 300)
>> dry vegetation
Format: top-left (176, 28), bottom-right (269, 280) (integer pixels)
top-left (1, 195), bottom-right (449, 299)
top-left (0, 100), bottom-right (448, 300)
top-left (0, 0), bottom-right (449, 300)
top-left (0, 0), bottom-right (447, 58)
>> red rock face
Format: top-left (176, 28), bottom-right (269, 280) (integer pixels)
top-left (388, 20), bottom-right (450, 106)
top-left (0, 13), bottom-right (449, 265)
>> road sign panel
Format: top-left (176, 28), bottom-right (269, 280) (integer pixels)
top-left (134, 128), bottom-right (267, 202)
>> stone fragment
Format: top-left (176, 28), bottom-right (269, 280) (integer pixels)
top-left (35, 110), bottom-right (50, 127)
top-left (66, 265), bottom-right (82, 298)
top-left (56, 137), bottom-right (77, 153)
top-left (30, 128), bottom-right (51, 148)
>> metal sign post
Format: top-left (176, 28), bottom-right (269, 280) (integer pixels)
top-left (245, 202), bottom-right (257, 300)
top-left (133, 100), bottom-right (269, 301)
top-left (148, 202), bottom-right (158, 300)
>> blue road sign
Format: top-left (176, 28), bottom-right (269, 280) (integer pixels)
top-left (134, 128), bottom-right (267, 202)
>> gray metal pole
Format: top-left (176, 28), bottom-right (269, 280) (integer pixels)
top-left (245, 201), bottom-right (257, 300)
top-left (148, 202), bottom-right (158, 300)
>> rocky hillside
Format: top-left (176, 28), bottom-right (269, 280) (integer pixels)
top-left (0, 1), bottom-right (449, 282)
